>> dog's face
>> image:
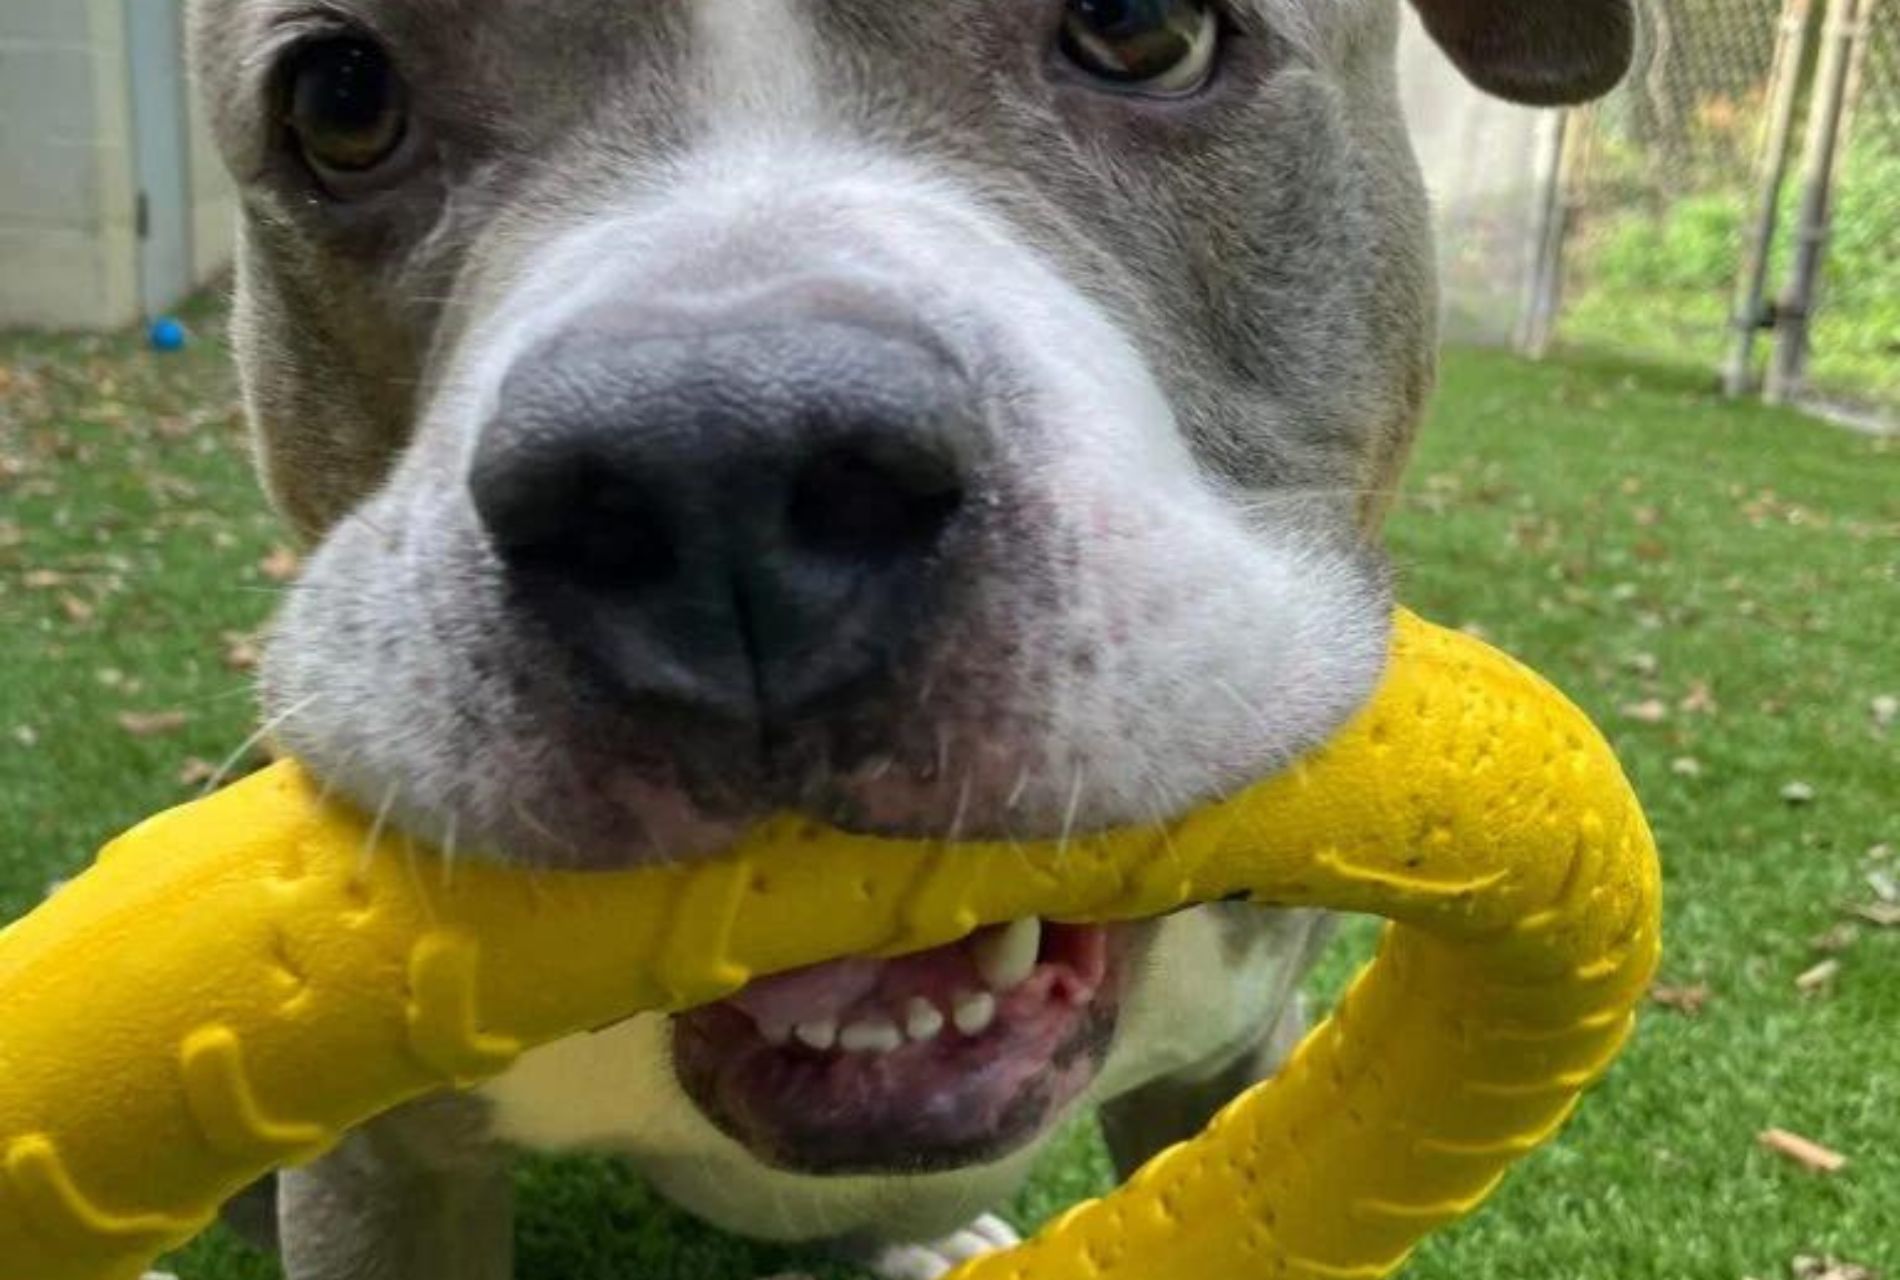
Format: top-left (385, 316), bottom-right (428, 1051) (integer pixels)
top-left (193, 0), bottom-right (1629, 1178)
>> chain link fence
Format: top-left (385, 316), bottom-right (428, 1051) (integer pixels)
top-left (1544, 0), bottom-right (1900, 416)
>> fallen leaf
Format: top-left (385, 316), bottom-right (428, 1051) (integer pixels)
top-left (1649, 981), bottom-right (1712, 1016)
top-left (1622, 699), bottom-right (1670, 725)
top-left (1758, 1128), bottom-right (1847, 1173)
top-left (222, 630), bottom-right (263, 672)
top-left (1867, 869), bottom-right (1899, 903)
top-left (57, 593), bottom-right (94, 624)
top-left (117, 710), bottom-right (189, 738)
top-left (1671, 756), bottom-right (1704, 778)
top-left (1780, 781), bottom-right (1817, 806)
top-left (177, 757), bottom-right (219, 788)
top-left (23, 569), bottom-right (65, 589)
top-left (1791, 1255), bottom-right (1877, 1280)
top-left (1810, 922), bottom-right (1858, 954)
top-left (1678, 681), bottom-right (1718, 715)
top-left (258, 546), bottom-right (302, 582)
top-left (1794, 958), bottom-right (1839, 994)
top-left (1850, 902), bottom-right (1900, 928)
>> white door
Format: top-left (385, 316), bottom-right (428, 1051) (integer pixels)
top-left (125, 0), bottom-right (193, 318)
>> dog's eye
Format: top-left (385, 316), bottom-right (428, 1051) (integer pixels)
top-left (1059, 0), bottom-right (1220, 95)
top-left (283, 37), bottom-right (409, 183)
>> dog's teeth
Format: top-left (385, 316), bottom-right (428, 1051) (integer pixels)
top-left (839, 1016), bottom-right (904, 1055)
top-left (952, 990), bottom-right (998, 1037)
top-left (759, 1019), bottom-right (793, 1047)
top-left (794, 1019), bottom-right (839, 1051)
top-left (973, 917), bottom-right (1041, 992)
top-left (905, 998), bottom-right (945, 1043)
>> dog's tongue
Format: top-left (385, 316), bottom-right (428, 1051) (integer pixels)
top-left (725, 957), bottom-right (883, 1028)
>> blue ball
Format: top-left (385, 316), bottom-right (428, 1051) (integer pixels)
top-left (148, 317), bottom-right (188, 352)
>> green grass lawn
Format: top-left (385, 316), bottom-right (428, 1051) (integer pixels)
top-left (3, 312), bottom-right (1895, 1279)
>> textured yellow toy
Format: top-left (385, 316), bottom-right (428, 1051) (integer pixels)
top-left (0, 612), bottom-right (1659, 1280)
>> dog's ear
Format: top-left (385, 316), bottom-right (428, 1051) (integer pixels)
top-left (1407, 0), bottom-right (1636, 106)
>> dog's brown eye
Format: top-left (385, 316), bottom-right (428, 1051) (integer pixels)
top-left (1060, 0), bottom-right (1220, 95)
top-left (284, 37), bottom-right (409, 181)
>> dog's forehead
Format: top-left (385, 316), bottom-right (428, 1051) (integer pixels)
top-left (206, 0), bottom-right (1376, 101)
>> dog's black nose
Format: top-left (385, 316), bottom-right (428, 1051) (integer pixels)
top-left (471, 323), bottom-right (979, 721)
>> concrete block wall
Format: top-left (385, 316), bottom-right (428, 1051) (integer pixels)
top-left (0, 0), bottom-right (233, 331)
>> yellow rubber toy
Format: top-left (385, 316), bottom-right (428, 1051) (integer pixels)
top-left (0, 612), bottom-right (1659, 1280)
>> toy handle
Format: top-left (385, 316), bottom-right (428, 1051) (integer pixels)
top-left (0, 614), bottom-right (1659, 1280)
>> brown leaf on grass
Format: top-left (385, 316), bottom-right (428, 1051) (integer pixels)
top-left (1649, 981), bottom-right (1712, 1016)
top-left (23, 569), bottom-right (65, 589)
top-left (57, 593), bottom-right (94, 624)
top-left (1794, 959), bottom-right (1840, 995)
top-left (177, 757), bottom-right (219, 788)
top-left (258, 546), bottom-right (302, 582)
top-left (1780, 781), bottom-right (1817, 806)
top-left (1678, 681), bottom-right (1718, 715)
top-left (1869, 869), bottom-right (1900, 904)
top-left (1873, 695), bottom-right (1898, 729)
top-left (1848, 902), bottom-right (1900, 928)
top-left (117, 709), bottom-right (189, 738)
top-left (1758, 1128), bottom-right (1848, 1174)
top-left (1792, 1255), bottom-right (1878, 1280)
top-left (222, 630), bottom-right (263, 672)
top-left (1621, 699), bottom-right (1670, 725)
top-left (1810, 922), bottom-right (1859, 954)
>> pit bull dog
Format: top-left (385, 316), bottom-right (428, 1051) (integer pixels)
top-left (185, 1), bottom-right (1632, 1275)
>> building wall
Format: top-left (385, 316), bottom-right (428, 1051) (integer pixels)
top-left (0, 0), bottom-right (233, 331)
top-left (1396, 8), bottom-right (1552, 347)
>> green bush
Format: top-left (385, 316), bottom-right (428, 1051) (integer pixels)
top-left (1563, 138), bottom-right (1900, 408)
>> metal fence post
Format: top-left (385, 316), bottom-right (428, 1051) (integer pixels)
top-left (1766, 0), bottom-right (1869, 404)
top-left (1516, 109), bottom-right (1577, 359)
top-left (1724, 0), bottom-right (1814, 396)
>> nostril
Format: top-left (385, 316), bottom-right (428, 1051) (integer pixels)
top-left (785, 440), bottom-right (966, 564)
top-left (473, 449), bottom-right (678, 592)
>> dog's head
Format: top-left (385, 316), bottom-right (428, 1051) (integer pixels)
top-left (193, 0), bottom-right (1630, 1178)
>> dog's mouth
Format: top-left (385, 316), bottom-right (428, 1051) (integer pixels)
top-left (672, 917), bottom-right (1124, 1174)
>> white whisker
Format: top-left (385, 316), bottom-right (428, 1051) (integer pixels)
top-left (200, 693), bottom-right (320, 797)
top-left (1057, 763), bottom-right (1087, 859)
top-left (357, 781), bottom-right (401, 886)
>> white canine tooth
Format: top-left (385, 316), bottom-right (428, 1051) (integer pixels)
top-left (905, 998), bottom-right (946, 1043)
top-left (952, 990), bottom-right (998, 1037)
top-left (973, 917), bottom-right (1041, 992)
top-left (794, 1019), bottom-right (838, 1051)
top-left (759, 1020), bottom-right (793, 1047)
top-left (840, 1016), bottom-right (904, 1054)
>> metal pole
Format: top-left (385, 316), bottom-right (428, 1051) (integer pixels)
top-left (1722, 0), bottom-right (1813, 397)
top-left (1516, 109), bottom-right (1576, 359)
top-left (1766, 0), bottom-right (1865, 404)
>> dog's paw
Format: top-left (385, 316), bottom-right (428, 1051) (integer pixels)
top-left (859, 1214), bottom-right (1022, 1280)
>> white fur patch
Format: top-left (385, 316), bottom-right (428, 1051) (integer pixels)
top-left (691, 0), bottom-right (822, 132)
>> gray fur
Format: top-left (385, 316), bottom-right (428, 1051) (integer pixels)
top-left (186, 0), bottom-right (1630, 1274)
